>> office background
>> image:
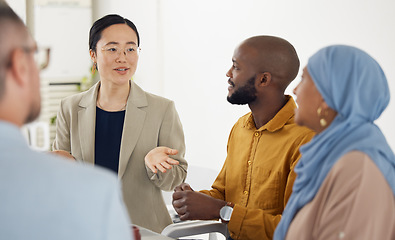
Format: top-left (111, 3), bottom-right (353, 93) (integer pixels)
top-left (8, 0), bottom-right (395, 175)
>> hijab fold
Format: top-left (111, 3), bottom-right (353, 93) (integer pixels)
top-left (274, 45), bottom-right (395, 240)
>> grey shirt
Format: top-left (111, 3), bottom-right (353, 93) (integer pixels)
top-left (0, 121), bottom-right (133, 240)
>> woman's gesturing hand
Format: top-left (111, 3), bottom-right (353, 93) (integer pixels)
top-left (144, 146), bottom-right (179, 173)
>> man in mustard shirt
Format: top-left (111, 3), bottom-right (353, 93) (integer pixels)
top-left (172, 36), bottom-right (315, 240)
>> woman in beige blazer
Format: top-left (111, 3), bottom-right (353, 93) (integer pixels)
top-left (52, 14), bottom-right (188, 233)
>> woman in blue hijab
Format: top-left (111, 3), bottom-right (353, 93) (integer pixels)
top-left (274, 45), bottom-right (395, 239)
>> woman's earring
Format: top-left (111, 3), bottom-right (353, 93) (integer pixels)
top-left (317, 107), bottom-right (327, 127)
top-left (92, 62), bottom-right (97, 75)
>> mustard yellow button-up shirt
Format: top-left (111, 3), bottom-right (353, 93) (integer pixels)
top-left (201, 96), bottom-right (314, 240)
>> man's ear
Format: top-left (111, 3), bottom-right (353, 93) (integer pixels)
top-left (9, 49), bottom-right (29, 87)
top-left (257, 72), bottom-right (272, 87)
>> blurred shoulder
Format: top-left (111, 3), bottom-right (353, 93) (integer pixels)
top-left (36, 151), bottom-right (119, 188)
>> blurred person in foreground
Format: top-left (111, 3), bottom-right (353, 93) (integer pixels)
top-left (170, 36), bottom-right (315, 240)
top-left (274, 45), bottom-right (395, 240)
top-left (0, 2), bottom-right (134, 239)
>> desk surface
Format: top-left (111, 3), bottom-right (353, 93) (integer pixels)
top-left (135, 225), bottom-right (175, 240)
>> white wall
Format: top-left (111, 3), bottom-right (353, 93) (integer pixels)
top-left (5, 0), bottom-right (26, 22)
top-left (161, 0), bottom-right (395, 173)
top-left (94, 0), bottom-right (395, 173)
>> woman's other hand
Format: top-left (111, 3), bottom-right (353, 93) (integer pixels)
top-left (145, 146), bottom-right (179, 173)
top-left (50, 150), bottom-right (76, 161)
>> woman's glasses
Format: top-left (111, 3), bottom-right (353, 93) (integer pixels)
top-left (101, 45), bottom-right (141, 58)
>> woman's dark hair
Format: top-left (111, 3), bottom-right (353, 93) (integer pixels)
top-left (89, 14), bottom-right (140, 52)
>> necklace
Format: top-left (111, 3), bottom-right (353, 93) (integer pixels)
top-left (97, 100), bottom-right (127, 111)
top-left (96, 81), bottom-right (130, 111)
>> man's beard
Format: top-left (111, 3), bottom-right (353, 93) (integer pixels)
top-left (227, 76), bottom-right (257, 105)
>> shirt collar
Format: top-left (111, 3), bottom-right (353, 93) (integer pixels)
top-left (244, 95), bottom-right (296, 132)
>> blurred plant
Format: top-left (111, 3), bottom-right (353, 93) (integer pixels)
top-left (50, 115), bottom-right (57, 125)
top-left (77, 65), bottom-right (97, 92)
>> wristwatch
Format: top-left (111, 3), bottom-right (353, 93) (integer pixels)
top-left (220, 202), bottom-right (234, 222)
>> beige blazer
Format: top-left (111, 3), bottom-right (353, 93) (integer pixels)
top-left (52, 81), bottom-right (188, 233)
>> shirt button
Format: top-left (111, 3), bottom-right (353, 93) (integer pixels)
top-left (254, 132), bottom-right (260, 137)
top-left (244, 191), bottom-right (248, 195)
top-left (248, 161), bottom-right (252, 165)
top-left (338, 232), bottom-right (345, 239)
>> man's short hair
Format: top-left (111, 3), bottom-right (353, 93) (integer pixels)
top-left (0, 1), bottom-right (26, 99)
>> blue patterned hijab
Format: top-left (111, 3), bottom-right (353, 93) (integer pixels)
top-left (274, 45), bottom-right (395, 240)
